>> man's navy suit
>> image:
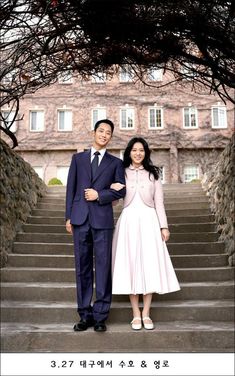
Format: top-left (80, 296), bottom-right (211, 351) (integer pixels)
top-left (66, 150), bottom-right (126, 322)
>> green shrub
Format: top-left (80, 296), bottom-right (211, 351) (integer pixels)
top-left (189, 179), bottom-right (201, 183)
top-left (48, 177), bottom-right (63, 185)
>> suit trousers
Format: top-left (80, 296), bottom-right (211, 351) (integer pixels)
top-left (73, 219), bottom-right (113, 322)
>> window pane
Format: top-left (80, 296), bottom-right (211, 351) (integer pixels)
top-left (57, 166), bottom-right (69, 185)
top-left (184, 166), bottom-right (199, 182)
top-left (127, 109), bottom-right (133, 128)
top-left (121, 109), bottom-right (127, 128)
top-left (1, 111), bottom-right (17, 132)
top-left (33, 167), bottom-right (44, 180)
top-left (149, 109), bottom-right (155, 128)
top-left (59, 111), bottom-right (65, 129)
top-left (148, 69), bottom-right (162, 81)
top-left (92, 108), bottom-right (106, 128)
top-left (30, 111), bottom-right (44, 131)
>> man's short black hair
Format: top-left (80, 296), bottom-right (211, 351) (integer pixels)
top-left (94, 119), bottom-right (114, 133)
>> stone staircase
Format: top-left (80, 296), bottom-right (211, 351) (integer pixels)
top-left (1, 184), bottom-right (234, 352)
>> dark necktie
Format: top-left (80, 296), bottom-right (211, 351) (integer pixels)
top-left (91, 151), bottom-right (100, 179)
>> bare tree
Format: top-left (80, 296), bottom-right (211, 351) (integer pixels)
top-left (1, 0), bottom-right (234, 147)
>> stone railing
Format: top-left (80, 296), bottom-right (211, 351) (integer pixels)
top-left (0, 139), bottom-right (46, 267)
top-left (202, 135), bottom-right (234, 266)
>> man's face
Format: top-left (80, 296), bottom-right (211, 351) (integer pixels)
top-left (93, 123), bottom-right (112, 149)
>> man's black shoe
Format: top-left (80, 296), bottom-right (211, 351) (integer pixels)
top-left (74, 319), bottom-right (94, 331)
top-left (94, 321), bottom-right (107, 332)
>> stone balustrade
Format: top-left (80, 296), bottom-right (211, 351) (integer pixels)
top-left (0, 139), bottom-right (46, 267)
top-left (202, 135), bottom-right (234, 266)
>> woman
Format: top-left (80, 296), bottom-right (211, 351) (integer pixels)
top-left (111, 137), bottom-right (180, 330)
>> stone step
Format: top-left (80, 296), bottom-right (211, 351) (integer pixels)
top-left (1, 300), bottom-right (234, 324)
top-left (27, 214), bottom-right (216, 225)
top-left (22, 222), bottom-right (217, 234)
top-left (39, 195), bottom-right (209, 205)
top-left (1, 266), bottom-right (234, 283)
top-left (13, 241), bottom-right (225, 255)
top-left (15, 232), bottom-right (219, 243)
top-left (37, 202), bottom-right (210, 210)
top-left (1, 321), bottom-right (234, 352)
top-left (7, 253), bottom-right (228, 268)
top-left (1, 281), bottom-right (234, 302)
top-left (32, 208), bottom-right (212, 217)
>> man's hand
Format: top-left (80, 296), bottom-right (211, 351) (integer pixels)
top-left (84, 188), bottom-right (99, 201)
top-left (66, 219), bottom-right (73, 234)
top-left (110, 182), bottom-right (125, 191)
top-left (161, 228), bottom-right (170, 242)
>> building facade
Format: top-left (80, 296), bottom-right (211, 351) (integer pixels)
top-left (1, 67), bottom-right (234, 184)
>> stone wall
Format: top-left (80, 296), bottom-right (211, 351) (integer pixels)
top-left (202, 135), bottom-right (235, 266)
top-left (0, 139), bottom-right (46, 267)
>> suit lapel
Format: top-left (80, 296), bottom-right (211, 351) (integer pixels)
top-left (82, 150), bottom-right (92, 180)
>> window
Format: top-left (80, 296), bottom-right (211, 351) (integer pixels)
top-left (30, 111), bottom-right (44, 131)
top-left (158, 166), bottom-right (165, 183)
top-left (183, 107), bottom-right (198, 128)
top-left (33, 167), bottom-right (44, 180)
top-left (181, 63), bottom-right (197, 80)
top-left (2, 72), bottom-right (14, 85)
top-left (184, 166), bottom-right (199, 183)
top-left (57, 166), bottom-right (69, 186)
top-left (58, 71), bottom-right (73, 84)
top-left (92, 108), bottom-right (106, 129)
top-left (119, 66), bottom-right (134, 82)
top-left (211, 106), bottom-right (227, 128)
top-left (149, 107), bottom-right (163, 129)
top-left (148, 68), bottom-right (163, 81)
top-left (58, 110), bottom-right (72, 131)
top-left (91, 72), bottom-right (106, 83)
top-left (120, 108), bottom-right (134, 129)
top-left (1, 111), bottom-right (17, 132)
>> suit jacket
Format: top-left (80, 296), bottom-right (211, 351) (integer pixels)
top-left (123, 165), bottom-right (168, 229)
top-left (65, 150), bottom-right (126, 229)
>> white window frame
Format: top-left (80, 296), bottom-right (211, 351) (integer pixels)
top-left (211, 106), bottom-right (227, 129)
top-left (91, 72), bottom-right (106, 83)
top-left (58, 71), bottom-right (73, 84)
top-left (119, 66), bottom-right (134, 82)
top-left (183, 106), bottom-right (198, 129)
top-left (91, 107), bottom-right (107, 129)
top-left (148, 107), bottom-right (164, 129)
top-left (57, 109), bottom-right (73, 131)
top-left (29, 110), bottom-right (44, 132)
top-left (1, 110), bottom-right (17, 132)
top-left (148, 68), bottom-right (163, 81)
top-left (183, 165), bottom-right (199, 183)
top-left (120, 107), bottom-right (135, 129)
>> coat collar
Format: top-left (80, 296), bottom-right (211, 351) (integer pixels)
top-left (128, 164), bottom-right (144, 170)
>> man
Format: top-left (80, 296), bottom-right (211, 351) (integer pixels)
top-left (65, 119), bottom-right (126, 332)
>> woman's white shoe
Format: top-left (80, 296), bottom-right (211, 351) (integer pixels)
top-left (142, 316), bottom-right (154, 330)
top-left (131, 317), bottom-right (142, 330)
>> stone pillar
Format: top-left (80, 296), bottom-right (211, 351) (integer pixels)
top-left (169, 142), bottom-right (179, 183)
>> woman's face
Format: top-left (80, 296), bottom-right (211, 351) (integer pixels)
top-left (130, 142), bottom-right (145, 167)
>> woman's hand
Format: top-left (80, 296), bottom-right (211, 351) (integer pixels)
top-left (66, 219), bottom-right (73, 234)
top-left (161, 228), bottom-right (170, 242)
top-left (110, 182), bottom-right (125, 191)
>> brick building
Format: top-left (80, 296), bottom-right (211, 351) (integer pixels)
top-left (1, 67), bottom-right (234, 184)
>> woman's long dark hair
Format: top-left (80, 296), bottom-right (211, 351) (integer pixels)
top-left (123, 137), bottom-right (160, 180)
